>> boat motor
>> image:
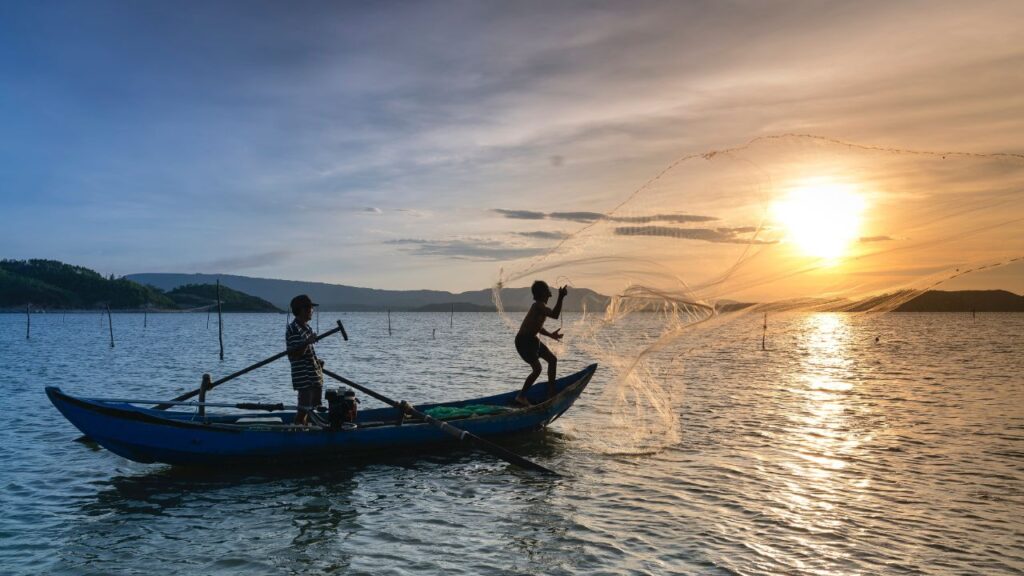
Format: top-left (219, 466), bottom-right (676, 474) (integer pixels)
top-left (325, 388), bottom-right (359, 429)
top-left (341, 388), bottom-right (359, 423)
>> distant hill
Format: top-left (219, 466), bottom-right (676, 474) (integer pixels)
top-left (166, 283), bottom-right (282, 312)
top-left (126, 273), bottom-right (610, 312)
top-left (1, 259), bottom-right (173, 310)
top-left (412, 302), bottom-right (496, 312)
top-left (894, 290), bottom-right (1024, 312)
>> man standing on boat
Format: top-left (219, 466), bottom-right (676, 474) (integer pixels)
top-left (286, 294), bottom-right (324, 425)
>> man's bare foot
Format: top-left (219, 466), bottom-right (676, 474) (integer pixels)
top-left (511, 396), bottom-right (532, 408)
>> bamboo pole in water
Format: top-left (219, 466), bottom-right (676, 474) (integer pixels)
top-left (198, 373), bottom-right (211, 419)
top-left (25, 304), bottom-right (30, 339)
top-left (106, 304), bottom-right (115, 348)
top-left (387, 308), bottom-right (392, 336)
top-left (761, 313), bottom-right (767, 351)
top-left (217, 279), bottom-right (224, 361)
top-left (450, 303), bottom-right (454, 328)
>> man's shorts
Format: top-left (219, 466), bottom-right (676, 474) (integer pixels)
top-left (515, 334), bottom-right (551, 365)
top-left (297, 385), bottom-right (323, 410)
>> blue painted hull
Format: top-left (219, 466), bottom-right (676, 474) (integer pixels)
top-left (46, 364), bottom-right (596, 466)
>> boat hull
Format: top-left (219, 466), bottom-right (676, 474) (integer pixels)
top-left (46, 364), bottom-right (596, 466)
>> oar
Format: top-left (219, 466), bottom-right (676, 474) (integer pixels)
top-left (322, 367), bottom-right (559, 476)
top-left (153, 322), bottom-right (348, 410)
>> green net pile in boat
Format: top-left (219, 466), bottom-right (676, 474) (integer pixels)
top-left (423, 405), bottom-right (512, 420)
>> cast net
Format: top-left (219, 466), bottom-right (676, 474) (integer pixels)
top-left (493, 134), bottom-right (1024, 454)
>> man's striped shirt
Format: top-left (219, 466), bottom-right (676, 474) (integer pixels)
top-left (286, 320), bottom-right (323, 390)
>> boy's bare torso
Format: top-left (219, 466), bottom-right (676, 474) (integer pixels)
top-left (517, 302), bottom-right (549, 337)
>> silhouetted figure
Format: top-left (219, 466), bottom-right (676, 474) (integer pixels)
top-left (513, 281), bottom-right (567, 406)
top-left (287, 294), bottom-right (324, 425)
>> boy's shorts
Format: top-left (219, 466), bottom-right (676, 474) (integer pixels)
top-left (515, 334), bottom-right (551, 364)
top-left (297, 385), bottom-right (323, 410)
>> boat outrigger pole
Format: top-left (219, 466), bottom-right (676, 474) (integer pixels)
top-left (84, 398), bottom-right (291, 411)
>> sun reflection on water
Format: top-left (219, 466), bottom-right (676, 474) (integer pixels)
top-left (776, 313), bottom-right (874, 539)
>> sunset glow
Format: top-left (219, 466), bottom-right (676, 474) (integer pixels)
top-left (773, 180), bottom-right (866, 262)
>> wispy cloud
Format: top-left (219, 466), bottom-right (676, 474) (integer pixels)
top-left (614, 226), bottom-right (774, 245)
top-left (515, 230), bottom-right (570, 239)
top-left (860, 235), bottom-right (894, 242)
top-left (494, 209), bottom-right (718, 224)
top-left (181, 250), bottom-right (294, 273)
top-left (548, 211), bottom-right (605, 223)
top-left (386, 238), bottom-right (546, 261)
top-left (493, 209), bottom-right (546, 220)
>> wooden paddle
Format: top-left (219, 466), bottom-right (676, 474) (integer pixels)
top-left (153, 321), bottom-right (348, 410)
top-left (322, 365), bottom-right (559, 476)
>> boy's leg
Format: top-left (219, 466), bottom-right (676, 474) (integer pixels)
top-left (516, 360), bottom-right (542, 405)
top-left (539, 345), bottom-right (558, 399)
top-left (295, 388), bottom-right (307, 425)
top-left (295, 386), bottom-right (322, 425)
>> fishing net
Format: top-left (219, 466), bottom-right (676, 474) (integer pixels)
top-left (493, 134), bottom-right (1024, 454)
top-left (423, 405), bottom-right (512, 420)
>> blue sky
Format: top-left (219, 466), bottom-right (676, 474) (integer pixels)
top-left (2, 1), bottom-right (1022, 293)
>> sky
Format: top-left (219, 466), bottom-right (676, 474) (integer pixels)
top-left (1, 0), bottom-right (1022, 295)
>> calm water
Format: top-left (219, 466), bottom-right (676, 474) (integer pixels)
top-left (1, 311), bottom-right (1022, 575)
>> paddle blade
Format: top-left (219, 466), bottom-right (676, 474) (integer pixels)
top-left (423, 414), bottom-right (560, 476)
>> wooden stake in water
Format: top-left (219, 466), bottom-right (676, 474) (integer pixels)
top-left (143, 298), bottom-right (148, 329)
top-left (26, 304), bottom-right (30, 340)
top-left (207, 309), bottom-right (211, 329)
top-left (432, 328), bottom-right (436, 339)
top-left (450, 303), bottom-right (454, 328)
top-left (387, 308), bottom-right (392, 336)
top-left (217, 279), bottom-right (224, 361)
top-left (761, 313), bottom-right (767, 351)
top-left (106, 304), bottom-right (115, 348)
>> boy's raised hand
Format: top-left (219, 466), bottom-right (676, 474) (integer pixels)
top-left (558, 285), bottom-right (568, 298)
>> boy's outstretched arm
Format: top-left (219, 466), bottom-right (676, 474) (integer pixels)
top-left (547, 285), bottom-right (568, 319)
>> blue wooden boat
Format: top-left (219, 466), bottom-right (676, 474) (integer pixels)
top-left (46, 364), bottom-right (596, 466)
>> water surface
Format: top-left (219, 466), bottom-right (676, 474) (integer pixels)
top-left (1, 311), bottom-right (1021, 575)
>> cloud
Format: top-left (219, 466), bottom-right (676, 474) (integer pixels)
top-left (614, 214), bottom-right (719, 224)
top-left (860, 235), bottom-right (894, 242)
top-left (494, 209), bottom-right (718, 224)
top-left (614, 226), bottom-right (775, 245)
top-left (182, 250), bottom-right (294, 273)
top-left (363, 207), bottom-right (383, 214)
top-left (386, 238), bottom-right (546, 261)
top-left (516, 230), bottom-right (570, 239)
top-left (548, 211), bottom-right (605, 223)
top-left (493, 209), bottom-right (546, 220)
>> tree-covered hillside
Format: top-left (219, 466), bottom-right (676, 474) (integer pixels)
top-left (0, 259), bottom-right (173, 309)
top-left (166, 283), bottom-right (281, 312)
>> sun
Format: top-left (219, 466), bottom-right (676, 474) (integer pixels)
top-left (772, 179), bottom-right (865, 261)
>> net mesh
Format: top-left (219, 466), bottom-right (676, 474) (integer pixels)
top-left (493, 134), bottom-right (1024, 454)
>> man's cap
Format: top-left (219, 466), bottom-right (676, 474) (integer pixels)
top-left (290, 294), bottom-right (319, 313)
